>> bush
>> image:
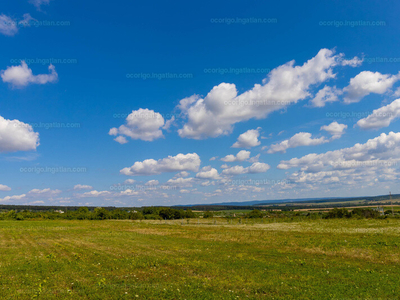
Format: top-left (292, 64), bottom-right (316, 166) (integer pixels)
top-left (203, 211), bottom-right (214, 218)
top-left (130, 212), bottom-right (144, 220)
top-left (185, 209), bottom-right (196, 218)
top-left (247, 209), bottom-right (264, 218)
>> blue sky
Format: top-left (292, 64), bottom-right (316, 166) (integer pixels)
top-left (1, 0), bottom-right (400, 207)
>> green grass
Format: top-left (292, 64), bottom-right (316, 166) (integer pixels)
top-left (0, 219), bottom-right (399, 299)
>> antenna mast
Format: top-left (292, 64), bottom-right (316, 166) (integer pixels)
top-left (390, 191), bottom-right (394, 216)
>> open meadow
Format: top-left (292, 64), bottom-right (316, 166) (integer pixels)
top-left (0, 218), bottom-right (399, 299)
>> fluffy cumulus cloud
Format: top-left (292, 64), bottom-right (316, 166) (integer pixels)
top-left (221, 162), bottom-right (270, 175)
top-left (267, 132), bottom-right (328, 154)
top-left (343, 71), bottom-right (400, 104)
top-left (0, 116), bottom-right (40, 152)
top-left (109, 109), bottom-right (165, 142)
top-left (120, 153), bottom-right (201, 176)
top-left (340, 56), bottom-right (363, 67)
top-left (320, 121), bottom-right (347, 139)
top-left (1, 61), bottom-right (58, 88)
top-left (77, 190), bottom-right (112, 198)
top-left (28, 188), bottom-right (61, 196)
top-left (221, 150), bottom-right (251, 162)
top-left (0, 188), bottom-right (61, 204)
top-left (0, 194), bottom-right (27, 202)
top-left (145, 180), bottom-right (159, 186)
top-left (278, 131), bottom-right (400, 172)
top-left (308, 85), bottom-right (342, 107)
top-left (166, 177), bottom-right (194, 187)
top-left (276, 132), bottom-right (400, 191)
top-left (232, 128), bottom-right (261, 148)
top-left (0, 14), bottom-right (18, 36)
top-left (73, 184), bottom-right (93, 190)
top-left (177, 49), bottom-right (359, 139)
top-left (357, 99), bottom-right (400, 130)
top-left (195, 166), bottom-right (220, 179)
top-left (0, 184), bottom-right (11, 191)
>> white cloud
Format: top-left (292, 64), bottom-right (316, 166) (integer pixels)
top-left (175, 171), bottom-right (190, 178)
top-left (308, 85), bottom-right (342, 107)
top-left (0, 116), bottom-right (40, 152)
top-left (394, 87), bottom-right (400, 98)
top-left (320, 121), bottom-right (347, 139)
top-left (114, 136), bottom-right (128, 144)
top-left (278, 131), bottom-right (400, 171)
top-left (30, 200), bottom-right (45, 204)
top-left (357, 99), bottom-right (400, 130)
top-left (340, 56), bottom-right (363, 67)
top-left (201, 180), bottom-right (215, 186)
top-left (221, 150), bottom-right (251, 162)
top-left (0, 188), bottom-right (61, 203)
top-left (209, 156), bottom-right (217, 161)
top-left (124, 179), bottom-right (136, 184)
top-left (196, 166), bottom-right (220, 179)
top-left (163, 116), bottom-right (175, 130)
top-left (222, 162), bottom-right (270, 175)
top-left (268, 132), bottom-right (328, 154)
top-left (0, 14), bottom-right (18, 36)
top-left (1, 61), bottom-right (58, 88)
top-left (74, 184), bottom-right (93, 190)
top-left (78, 190), bottom-right (112, 198)
top-left (120, 153), bottom-right (201, 176)
top-left (0, 194), bottom-right (26, 202)
top-left (109, 108), bottom-right (165, 142)
top-left (145, 180), bottom-right (159, 186)
top-left (277, 131), bottom-right (400, 190)
top-left (178, 49), bottom-right (356, 139)
top-left (18, 14), bottom-right (37, 27)
top-left (232, 128), bottom-right (261, 148)
top-left (28, 188), bottom-right (61, 196)
top-left (248, 162), bottom-right (270, 173)
top-left (343, 71), bottom-right (399, 104)
top-left (29, 0), bottom-right (51, 10)
top-left (166, 177), bottom-right (194, 187)
top-left (0, 184), bottom-right (11, 191)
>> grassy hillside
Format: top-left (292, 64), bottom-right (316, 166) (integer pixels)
top-left (0, 219), bottom-right (399, 299)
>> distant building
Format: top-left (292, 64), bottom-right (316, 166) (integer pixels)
top-left (373, 207), bottom-right (384, 216)
top-left (55, 210), bottom-right (65, 214)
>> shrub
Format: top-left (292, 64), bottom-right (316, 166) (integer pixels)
top-left (247, 209), bottom-right (264, 218)
top-left (203, 211), bottom-right (214, 218)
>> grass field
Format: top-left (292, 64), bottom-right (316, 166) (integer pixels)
top-left (1, 219), bottom-right (399, 299)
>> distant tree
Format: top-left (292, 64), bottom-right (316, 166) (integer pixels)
top-left (203, 211), bottom-right (213, 218)
top-left (185, 209), bottom-right (196, 218)
top-left (93, 207), bottom-right (109, 220)
top-left (247, 209), bottom-right (264, 218)
top-left (130, 211), bottom-right (144, 220)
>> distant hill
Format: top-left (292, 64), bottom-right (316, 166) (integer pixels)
top-left (175, 194), bottom-right (399, 208)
